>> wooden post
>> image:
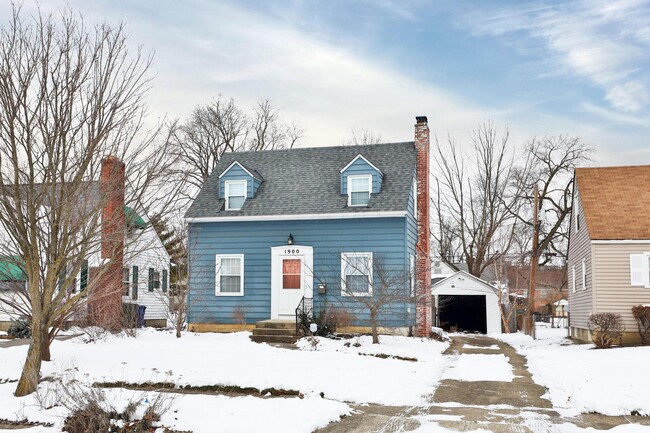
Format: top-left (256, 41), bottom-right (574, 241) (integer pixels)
top-left (526, 184), bottom-right (540, 338)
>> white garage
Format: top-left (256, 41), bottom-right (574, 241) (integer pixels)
top-left (432, 270), bottom-right (502, 334)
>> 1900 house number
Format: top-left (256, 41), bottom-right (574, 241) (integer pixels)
top-left (285, 249), bottom-right (300, 254)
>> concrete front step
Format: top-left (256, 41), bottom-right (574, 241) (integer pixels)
top-left (250, 319), bottom-right (301, 344)
top-left (252, 327), bottom-right (298, 337)
top-left (255, 319), bottom-right (296, 330)
top-left (250, 334), bottom-right (299, 344)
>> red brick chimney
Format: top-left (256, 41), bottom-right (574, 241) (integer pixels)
top-left (92, 156), bottom-right (125, 330)
top-left (414, 116), bottom-right (432, 337)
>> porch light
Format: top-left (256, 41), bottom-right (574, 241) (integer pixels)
top-left (287, 233), bottom-right (294, 245)
top-left (309, 323), bottom-right (318, 334)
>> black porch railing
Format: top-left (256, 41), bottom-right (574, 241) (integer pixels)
top-left (295, 296), bottom-right (314, 335)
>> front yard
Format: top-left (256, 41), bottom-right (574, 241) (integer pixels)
top-left (2, 326), bottom-right (650, 432)
top-left (0, 329), bottom-right (449, 432)
top-left (493, 325), bottom-right (650, 417)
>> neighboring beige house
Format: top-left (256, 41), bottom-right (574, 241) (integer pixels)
top-left (568, 165), bottom-right (650, 343)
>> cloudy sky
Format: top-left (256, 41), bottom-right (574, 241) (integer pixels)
top-left (4, 0), bottom-right (650, 165)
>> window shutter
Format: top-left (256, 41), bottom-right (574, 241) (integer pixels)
top-left (132, 266), bottom-right (139, 300)
top-left (630, 254), bottom-right (644, 286)
top-left (148, 267), bottom-right (154, 292)
top-left (162, 269), bottom-right (168, 293)
top-left (80, 260), bottom-right (89, 292)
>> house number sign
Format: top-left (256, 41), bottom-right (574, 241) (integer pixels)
top-left (284, 249), bottom-right (300, 254)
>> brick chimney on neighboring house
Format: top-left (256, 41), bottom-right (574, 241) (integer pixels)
top-left (91, 156), bottom-right (125, 330)
top-left (414, 116), bottom-right (432, 337)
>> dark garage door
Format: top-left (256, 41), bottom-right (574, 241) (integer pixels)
top-left (438, 295), bottom-right (487, 334)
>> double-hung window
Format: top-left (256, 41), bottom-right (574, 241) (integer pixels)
top-left (341, 252), bottom-right (373, 296)
top-left (225, 180), bottom-right (247, 210)
top-left (216, 254), bottom-right (244, 296)
top-left (348, 175), bottom-right (371, 207)
top-left (630, 253), bottom-right (650, 288)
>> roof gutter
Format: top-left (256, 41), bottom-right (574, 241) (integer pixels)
top-left (185, 210), bottom-right (408, 223)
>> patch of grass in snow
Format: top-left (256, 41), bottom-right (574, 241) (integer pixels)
top-left (358, 353), bottom-right (418, 362)
top-left (0, 417), bottom-right (54, 428)
top-left (96, 381), bottom-right (302, 398)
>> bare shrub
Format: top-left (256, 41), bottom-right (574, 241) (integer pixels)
top-left (588, 313), bottom-right (625, 348)
top-left (326, 307), bottom-right (356, 331)
top-left (53, 378), bottom-right (173, 433)
top-left (632, 305), bottom-right (650, 345)
top-left (232, 306), bottom-right (249, 330)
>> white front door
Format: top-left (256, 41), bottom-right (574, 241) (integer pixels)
top-left (271, 245), bottom-right (313, 319)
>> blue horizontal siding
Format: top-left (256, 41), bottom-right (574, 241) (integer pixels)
top-left (340, 157), bottom-right (382, 195)
top-left (187, 217), bottom-right (414, 327)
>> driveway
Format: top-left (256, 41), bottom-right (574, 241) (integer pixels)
top-left (317, 335), bottom-right (650, 432)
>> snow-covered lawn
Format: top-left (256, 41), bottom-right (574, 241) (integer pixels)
top-left (493, 325), bottom-right (650, 416)
top-left (0, 329), bottom-right (449, 432)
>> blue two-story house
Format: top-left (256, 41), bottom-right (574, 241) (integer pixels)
top-left (185, 116), bottom-right (432, 337)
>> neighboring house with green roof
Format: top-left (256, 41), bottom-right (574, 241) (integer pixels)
top-left (0, 158), bottom-right (171, 330)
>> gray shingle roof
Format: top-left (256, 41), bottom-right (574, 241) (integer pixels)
top-left (185, 142), bottom-right (417, 219)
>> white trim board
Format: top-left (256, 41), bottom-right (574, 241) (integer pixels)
top-left (591, 240), bottom-right (650, 244)
top-left (186, 210), bottom-right (407, 223)
top-left (339, 154), bottom-right (384, 175)
top-left (218, 161), bottom-right (262, 181)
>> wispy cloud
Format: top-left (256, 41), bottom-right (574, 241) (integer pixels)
top-left (462, 0), bottom-right (650, 113)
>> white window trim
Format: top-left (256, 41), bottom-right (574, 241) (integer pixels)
top-left (571, 265), bottom-right (576, 293)
top-left (341, 252), bottom-right (373, 297)
top-left (347, 174), bottom-right (372, 207)
top-left (339, 154), bottom-right (383, 175)
top-left (225, 180), bottom-right (247, 211)
top-left (581, 259), bottom-right (586, 291)
top-left (215, 254), bottom-right (245, 296)
top-left (631, 253), bottom-right (650, 288)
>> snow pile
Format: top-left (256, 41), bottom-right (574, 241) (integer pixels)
top-left (493, 327), bottom-right (650, 416)
top-left (442, 354), bottom-right (514, 382)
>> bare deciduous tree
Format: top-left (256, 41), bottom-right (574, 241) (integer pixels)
top-left (332, 254), bottom-right (419, 344)
top-left (432, 122), bottom-right (519, 277)
top-left (247, 99), bottom-right (303, 151)
top-left (0, 7), bottom-right (173, 396)
top-left (510, 135), bottom-right (593, 264)
top-left (169, 97), bottom-right (303, 204)
top-left (343, 128), bottom-right (383, 146)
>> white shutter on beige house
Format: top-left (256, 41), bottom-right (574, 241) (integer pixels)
top-left (630, 254), bottom-right (645, 286)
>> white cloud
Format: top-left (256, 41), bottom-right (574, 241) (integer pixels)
top-left (1, 0), bottom-right (647, 166)
top-left (462, 0), bottom-right (650, 113)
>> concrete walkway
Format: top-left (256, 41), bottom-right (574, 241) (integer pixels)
top-left (0, 334), bottom-right (80, 349)
top-left (317, 335), bottom-right (650, 433)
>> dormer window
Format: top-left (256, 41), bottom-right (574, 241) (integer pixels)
top-left (348, 175), bottom-right (371, 206)
top-left (225, 180), bottom-right (247, 210)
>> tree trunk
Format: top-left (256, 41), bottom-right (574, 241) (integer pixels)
top-left (370, 310), bottom-right (379, 344)
top-left (41, 334), bottom-right (52, 362)
top-left (176, 313), bottom-right (182, 338)
top-left (15, 319), bottom-right (45, 396)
